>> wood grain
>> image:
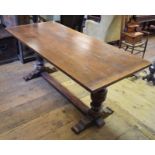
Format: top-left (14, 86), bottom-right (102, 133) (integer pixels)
top-left (6, 21), bottom-right (150, 92)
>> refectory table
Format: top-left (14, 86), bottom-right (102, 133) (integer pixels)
top-left (6, 21), bottom-right (150, 133)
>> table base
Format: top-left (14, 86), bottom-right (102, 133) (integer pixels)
top-left (24, 67), bottom-right (113, 134)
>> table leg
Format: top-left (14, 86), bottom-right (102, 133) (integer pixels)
top-left (23, 54), bottom-right (57, 81)
top-left (72, 88), bottom-right (113, 134)
top-left (17, 40), bottom-right (24, 64)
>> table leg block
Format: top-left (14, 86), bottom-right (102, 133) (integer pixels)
top-left (72, 107), bottom-right (113, 134)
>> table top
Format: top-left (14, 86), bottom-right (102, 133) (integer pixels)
top-left (6, 21), bottom-right (150, 92)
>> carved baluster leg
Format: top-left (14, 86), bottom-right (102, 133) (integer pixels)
top-left (89, 89), bottom-right (108, 127)
top-left (91, 89), bottom-right (113, 127)
top-left (90, 88), bottom-right (107, 114)
top-left (72, 88), bottom-right (113, 134)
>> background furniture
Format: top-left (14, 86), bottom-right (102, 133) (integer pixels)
top-left (143, 62), bottom-right (155, 85)
top-left (129, 15), bottom-right (155, 33)
top-left (39, 15), bottom-right (60, 22)
top-left (0, 16), bottom-right (18, 64)
top-left (0, 15), bottom-right (35, 64)
top-left (134, 15), bottom-right (155, 23)
top-left (83, 15), bottom-right (122, 43)
top-left (87, 15), bottom-right (101, 22)
top-left (120, 17), bottom-right (149, 58)
top-left (60, 15), bottom-right (84, 32)
top-left (0, 24), bottom-right (17, 65)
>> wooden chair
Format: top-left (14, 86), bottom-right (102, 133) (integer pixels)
top-left (120, 19), bottom-right (149, 58)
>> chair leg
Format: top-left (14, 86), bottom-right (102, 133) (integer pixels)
top-left (131, 46), bottom-right (134, 54)
top-left (125, 46), bottom-right (128, 51)
top-left (119, 41), bottom-right (122, 48)
top-left (142, 41), bottom-right (148, 58)
top-left (142, 47), bottom-right (146, 58)
top-left (17, 40), bottom-right (24, 64)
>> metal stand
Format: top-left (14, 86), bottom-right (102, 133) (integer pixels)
top-left (143, 63), bottom-right (155, 85)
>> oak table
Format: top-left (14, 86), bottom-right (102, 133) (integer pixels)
top-left (6, 21), bottom-right (150, 133)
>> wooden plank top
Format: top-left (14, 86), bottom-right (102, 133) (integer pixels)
top-left (6, 21), bottom-right (150, 92)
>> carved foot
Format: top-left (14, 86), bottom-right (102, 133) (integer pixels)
top-left (72, 117), bottom-right (94, 134)
top-left (72, 107), bottom-right (113, 134)
top-left (143, 74), bottom-right (155, 85)
top-left (23, 66), bottom-right (57, 81)
top-left (23, 68), bottom-right (42, 81)
top-left (142, 64), bottom-right (155, 85)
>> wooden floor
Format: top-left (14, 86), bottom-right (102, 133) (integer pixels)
top-left (0, 36), bottom-right (155, 140)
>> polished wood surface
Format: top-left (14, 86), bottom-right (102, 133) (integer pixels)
top-left (6, 21), bottom-right (150, 92)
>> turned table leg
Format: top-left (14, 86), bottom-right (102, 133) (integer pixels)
top-left (72, 88), bottom-right (113, 134)
top-left (23, 54), bottom-right (57, 81)
top-left (90, 88), bottom-right (107, 114)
